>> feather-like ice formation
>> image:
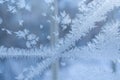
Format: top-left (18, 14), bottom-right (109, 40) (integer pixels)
top-left (0, 0), bottom-right (120, 80)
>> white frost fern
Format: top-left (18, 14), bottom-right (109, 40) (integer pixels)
top-left (0, 0), bottom-right (120, 80)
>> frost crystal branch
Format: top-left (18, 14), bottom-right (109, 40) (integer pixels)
top-left (0, 0), bottom-right (120, 80)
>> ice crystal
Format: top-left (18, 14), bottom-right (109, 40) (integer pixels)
top-left (0, 0), bottom-right (120, 80)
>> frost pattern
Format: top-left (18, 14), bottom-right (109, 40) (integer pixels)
top-left (0, 0), bottom-right (120, 80)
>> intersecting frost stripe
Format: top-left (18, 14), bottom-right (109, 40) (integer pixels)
top-left (53, 0), bottom-right (120, 56)
top-left (0, 0), bottom-right (119, 58)
top-left (62, 21), bottom-right (120, 61)
top-left (16, 0), bottom-right (120, 79)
